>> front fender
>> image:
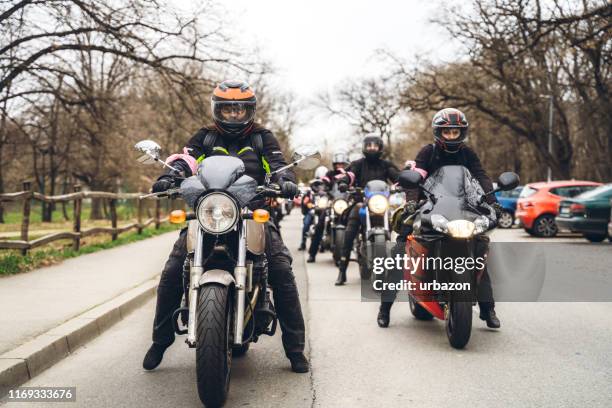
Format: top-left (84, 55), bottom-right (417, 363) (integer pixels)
top-left (198, 269), bottom-right (236, 287)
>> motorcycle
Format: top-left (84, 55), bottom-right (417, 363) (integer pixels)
top-left (347, 180), bottom-right (395, 282)
top-left (135, 140), bottom-right (320, 407)
top-left (329, 184), bottom-right (349, 265)
top-left (398, 166), bottom-right (519, 349)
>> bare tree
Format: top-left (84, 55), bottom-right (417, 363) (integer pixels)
top-left (319, 77), bottom-right (404, 160)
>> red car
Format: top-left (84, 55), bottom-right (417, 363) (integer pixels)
top-left (516, 180), bottom-right (602, 237)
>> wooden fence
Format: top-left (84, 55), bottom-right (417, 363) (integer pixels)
top-left (0, 181), bottom-right (175, 255)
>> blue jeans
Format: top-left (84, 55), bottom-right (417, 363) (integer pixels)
top-left (301, 211), bottom-right (314, 244)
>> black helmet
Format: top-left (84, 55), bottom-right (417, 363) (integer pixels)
top-left (211, 80), bottom-right (257, 136)
top-left (432, 108), bottom-right (469, 153)
top-left (362, 134), bottom-right (383, 160)
top-left (331, 152), bottom-right (349, 167)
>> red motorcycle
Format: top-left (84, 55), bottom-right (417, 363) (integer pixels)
top-left (398, 166), bottom-right (519, 349)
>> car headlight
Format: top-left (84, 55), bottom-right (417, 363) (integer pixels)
top-left (474, 216), bottom-right (490, 234)
top-left (368, 195), bottom-right (389, 214)
top-left (447, 220), bottom-right (475, 238)
top-left (333, 199), bottom-right (348, 215)
top-left (196, 192), bottom-right (239, 234)
top-left (316, 196), bottom-right (330, 209)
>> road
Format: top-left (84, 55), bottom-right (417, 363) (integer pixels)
top-left (2, 213), bottom-right (611, 407)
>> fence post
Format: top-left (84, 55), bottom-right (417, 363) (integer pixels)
top-left (155, 199), bottom-right (161, 230)
top-left (73, 184), bottom-right (82, 251)
top-left (20, 181), bottom-right (32, 256)
top-left (110, 198), bottom-right (118, 240)
top-left (137, 197), bottom-right (143, 234)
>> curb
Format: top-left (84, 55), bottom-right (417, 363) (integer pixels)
top-left (0, 277), bottom-right (158, 396)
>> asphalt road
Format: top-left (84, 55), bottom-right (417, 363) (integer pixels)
top-left (2, 213), bottom-right (611, 407)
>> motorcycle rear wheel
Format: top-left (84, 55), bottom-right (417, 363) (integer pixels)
top-left (445, 301), bottom-right (472, 349)
top-left (196, 284), bottom-right (233, 408)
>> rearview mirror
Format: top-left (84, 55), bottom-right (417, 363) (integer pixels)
top-left (398, 170), bottom-right (423, 189)
top-left (497, 172), bottom-right (520, 191)
top-left (292, 145), bottom-right (321, 170)
top-left (135, 140), bottom-right (162, 165)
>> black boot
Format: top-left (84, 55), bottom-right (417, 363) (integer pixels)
top-left (142, 340), bottom-right (174, 370)
top-left (287, 352), bottom-right (310, 373)
top-left (335, 262), bottom-right (347, 286)
top-left (307, 254), bottom-right (316, 263)
top-left (377, 302), bottom-right (392, 328)
top-left (479, 308), bottom-right (501, 329)
top-left (298, 242), bottom-right (306, 251)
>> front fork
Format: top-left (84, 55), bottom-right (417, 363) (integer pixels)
top-left (186, 228), bottom-right (204, 347)
top-left (233, 220), bottom-right (248, 346)
top-left (185, 221), bottom-right (250, 347)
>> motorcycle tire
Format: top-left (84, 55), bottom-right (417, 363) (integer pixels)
top-left (196, 284), bottom-right (232, 408)
top-left (409, 297), bottom-right (434, 321)
top-left (445, 300), bottom-right (472, 349)
top-left (369, 234), bottom-right (388, 289)
top-left (358, 240), bottom-right (370, 280)
top-left (333, 229), bottom-right (345, 266)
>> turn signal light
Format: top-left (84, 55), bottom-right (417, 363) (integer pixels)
top-left (253, 209), bottom-right (270, 223)
top-left (169, 209), bottom-right (186, 224)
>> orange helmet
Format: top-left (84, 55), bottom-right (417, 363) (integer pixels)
top-left (211, 80), bottom-right (256, 135)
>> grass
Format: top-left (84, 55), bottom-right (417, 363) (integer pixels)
top-left (0, 223), bottom-right (181, 276)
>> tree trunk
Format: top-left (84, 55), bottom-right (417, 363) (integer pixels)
top-left (90, 198), bottom-right (104, 220)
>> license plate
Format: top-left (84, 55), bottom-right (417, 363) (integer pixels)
top-left (560, 207), bottom-right (570, 215)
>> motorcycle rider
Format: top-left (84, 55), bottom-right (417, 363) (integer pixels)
top-left (336, 135), bottom-right (400, 285)
top-left (307, 153), bottom-right (353, 263)
top-left (142, 80), bottom-right (309, 373)
top-left (377, 108), bottom-right (504, 329)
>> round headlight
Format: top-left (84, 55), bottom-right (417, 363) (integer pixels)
top-left (196, 192), bottom-right (239, 234)
top-left (368, 195), bottom-right (389, 214)
top-left (333, 199), bottom-right (348, 215)
top-left (316, 196), bottom-right (330, 209)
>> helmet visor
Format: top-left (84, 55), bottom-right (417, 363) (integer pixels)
top-left (212, 101), bottom-right (256, 126)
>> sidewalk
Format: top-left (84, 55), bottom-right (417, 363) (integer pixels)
top-left (0, 230), bottom-right (179, 355)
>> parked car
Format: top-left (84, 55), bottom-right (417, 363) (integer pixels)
top-left (495, 186), bottom-right (523, 228)
top-left (556, 184), bottom-right (612, 242)
top-left (516, 180), bottom-right (602, 237)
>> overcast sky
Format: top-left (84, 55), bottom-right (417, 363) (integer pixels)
top-left (218, 0), bottom-right (456, 152)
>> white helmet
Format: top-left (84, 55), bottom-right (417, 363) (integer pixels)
top-left (314, 166), bottom-right (329, 179)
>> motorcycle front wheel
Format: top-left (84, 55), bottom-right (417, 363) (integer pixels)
top-left (333, 228), bottom-right (345, 266)
top-left (358, 238), bottom-right (370, 280)
top-left (445, 300), bottom-right (472, 349)
top-left (196, 284), bottom-right (233, 408)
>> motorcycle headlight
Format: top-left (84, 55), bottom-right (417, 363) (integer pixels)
top-left (333, 199), bottom-right (348, 215)
top-left (368, 195), bottom-right (389, 214)
top-left (447, 220), bottom-right (475, 238)
top-left (196, 192), bottom-right (239, 234)
top-left (474, 216), bottom-right (490, 234)
top-left (316, 196), bottom-right (330, 209)
top-left (431, 214), bottom-right (449, 234)
top-left (389, 193), bottom-right (406, 208)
